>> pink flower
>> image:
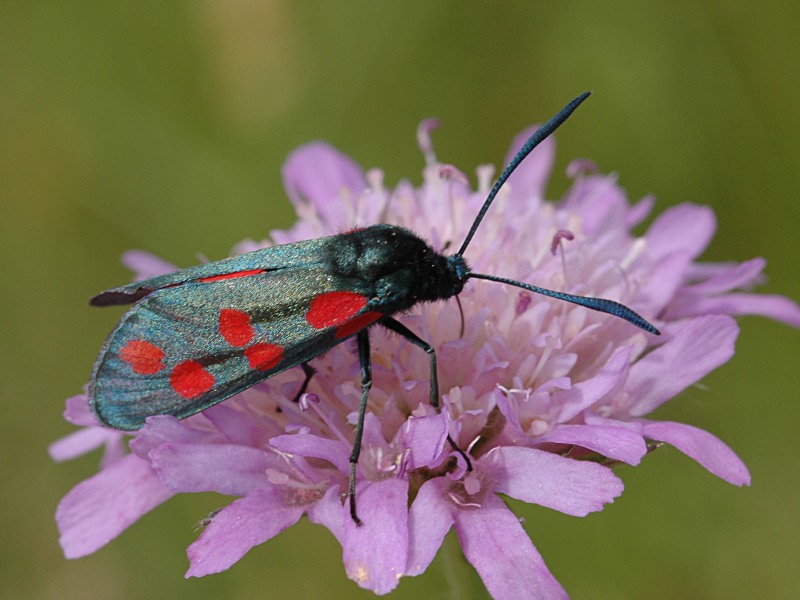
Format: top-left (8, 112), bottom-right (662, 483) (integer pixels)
top-left (53, 120), bottom-right (800, 598)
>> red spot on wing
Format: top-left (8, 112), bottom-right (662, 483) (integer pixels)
top-left (219, 308), bottom-right (254, 347)
top-left (198, 269), bottom-right (265, 283)
top-left (335, 311), bottom-right (382, 339)
top-left (119, 340), bottom-right (165, 374)
top-left (306, 291), bottom-right (368, 329)
top-left (171, 360), bottom-right (215, 398)
top-left (244, 343), bottom-right (284, 371)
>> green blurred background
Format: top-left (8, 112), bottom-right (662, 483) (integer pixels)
top-left (2, 2), bottom-right (798, 599)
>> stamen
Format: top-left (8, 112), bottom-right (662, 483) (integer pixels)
top-left (448, 491), bottom-right (481, 509)
top-left (619, 237), bottom-right (646, 271)
top-left (551, 228), bottom-right (576, 288)
top-left (550, 229), bottom-right (575, 256)
top-left (516, 291), bottom-right (532, 315)
top-left (298, 393), bottom-right (319, 412)
top-left (302, 394), bottom-right (351, 446)
top-left (397, 448), bottom-right (411, 478)
top-left (566, 158), bottom-right (597, 179)
top-left (438, 164), bottom-right (469, 185)
top-left (476, 164), bottom-right (495, 195)
top-left (416, 118), bottom-right (440, 166)
top-left (466, 435), bottom-right (482, 455)
top-left (439, 165), bottom-right (470, 222)
top-left (366, 168), bottom-right (384, 194)
top-left (530, 336), bottom-right (558, 385)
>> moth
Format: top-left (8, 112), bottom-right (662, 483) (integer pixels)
top-left (89, 92), bottom-right (659, 523)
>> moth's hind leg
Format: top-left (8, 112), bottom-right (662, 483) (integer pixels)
top-left (347, 329), bottom-right (372, 526)
top-left (275, 362), bottom-right (316, 413)
top-left (290, 362), bottom-right (316, 403)
top-left (379, 317), bottom-right (472, 472)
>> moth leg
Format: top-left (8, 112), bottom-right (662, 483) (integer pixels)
top-left (290, 362), bottom-right (316, 403)
top-left (455, 295), bottom-right (465, 338)
top-left (379, 318), bottom-right (439, 408)
top-left (276, 363), bottom-right (316, 412)
top-left (379, 317), bottom-right (472, 471)
top-left (348, 329), bottom-right (372, 526)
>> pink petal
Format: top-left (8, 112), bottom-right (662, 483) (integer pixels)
top-left (356, 412), bottom-right (390, 450)
top-left (202, 404), bottom-right (272, 447)
top-left (416, 117), bottom-right (439, 160)
top-left (49, 427), bottom-right (114, 462)
top-left (637, 250), bottom-right (693, 315)
top-left (645, 203), bottom-right (716, 260)
top-left (57, 453), bottom-right (174, 558)
top-left (552, 345), bottom-right (633, 422)
top-left (121, 250), bottom-right (178, 279)
top-left (269, 432), bottom-right (350, 475)
top-left (565, 158), bottom-right (597, 178)
top-left (627, 315), bottom-right (739, 416)
top-left (535, 424), bottom-right (647, 465)
top-left (131, 415), bottom-right (222, 457)
top-left (399, 413), bottom-right (448, 469)
top-left (281, 141), bottom-right (366, 228)
top-left (186, 487), bottom-right (304, 577)
top-left (64, 393), bottom-right (100, 427)
top-left (455, 493), bottom-right (568, 600)
top-left (306, 485), bottom-right (346, 545)
top-left (406, 478), bottom-right (454, 575)
top-left (485, 446), bottom-right (623, 516)
top-left (503, 125), bottom-right (555, 201)
top-left (642, 420), bottom-right (751, 486)
top-left (665, 292), bottom-right (800, 328)
top-left (626, 194), bottom-right (655, 227)
top-left (681, 258), bottom-right (766, 294)
top-left (150, 443), bottom-right (272, 494)
top-left (342, 478), bottom-right (409, 594)
top-left (568, 175), bottom-right (630, 235)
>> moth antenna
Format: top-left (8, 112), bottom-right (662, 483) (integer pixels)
top-left (467, 272), bottom-right (660, 335)
top-left (456, 91), bottom-right (591, 257)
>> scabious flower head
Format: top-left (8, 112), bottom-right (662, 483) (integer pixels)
top-left (53, 121), bottom-right (800, 599)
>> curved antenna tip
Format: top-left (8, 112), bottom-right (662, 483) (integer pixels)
top-left (455, 91), bottom-right (593, 257)
top-left (573, 91), bottom-right (592, 105)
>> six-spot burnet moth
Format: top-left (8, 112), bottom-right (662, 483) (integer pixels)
top-left (89, 91), bottom-right (660, 524)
